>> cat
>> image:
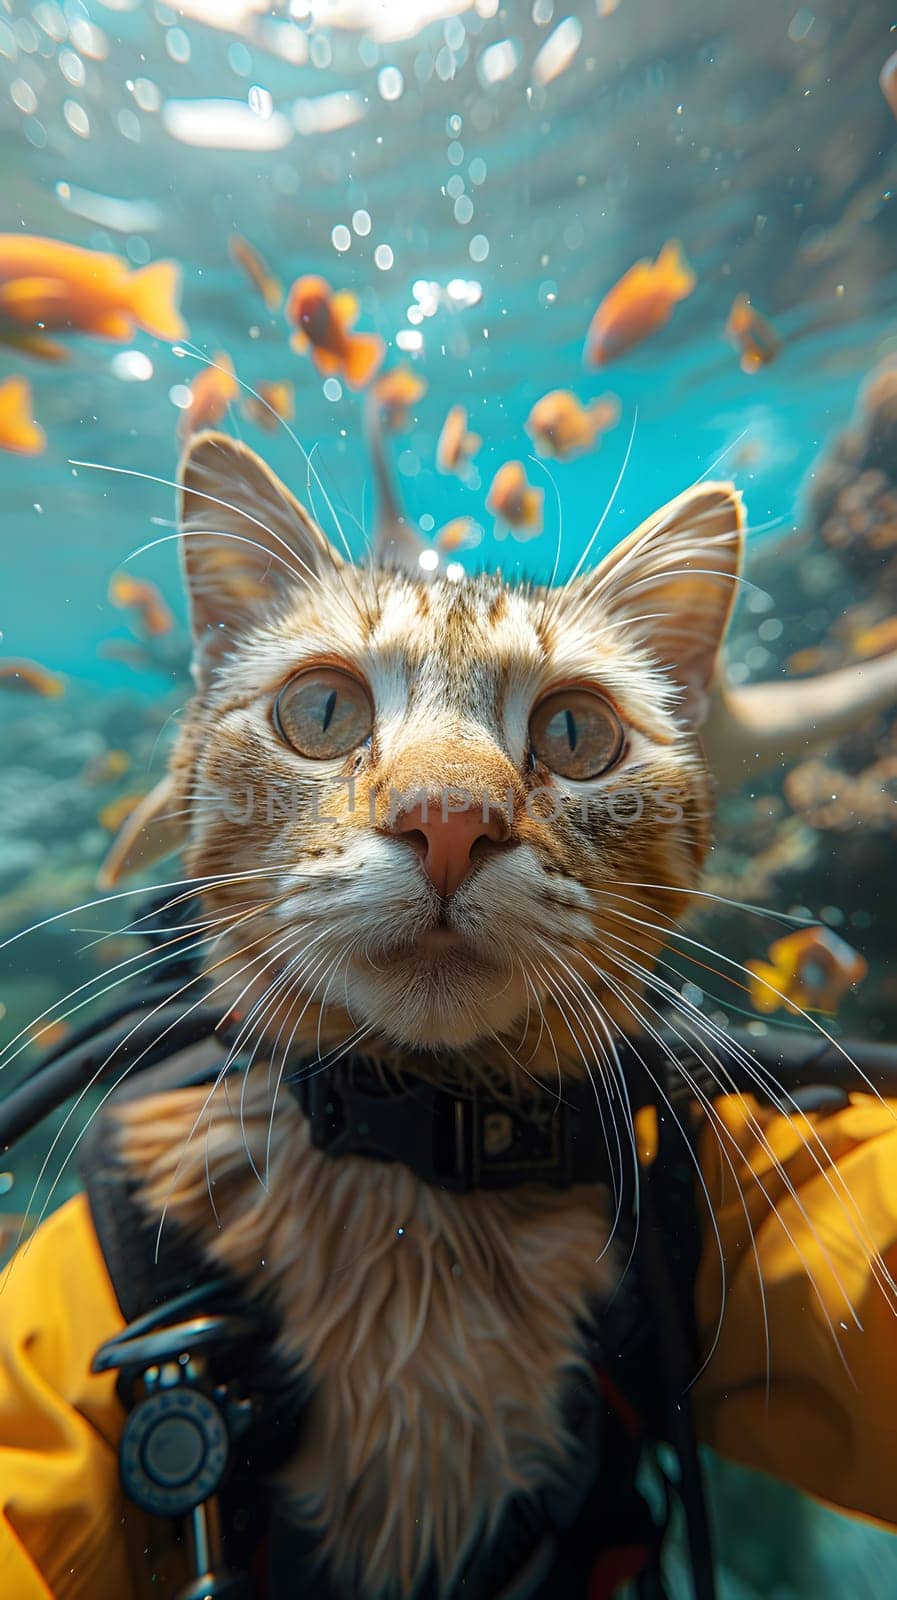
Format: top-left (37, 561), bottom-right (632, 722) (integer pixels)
top-left (111, 429), bottom-right (743, 1596)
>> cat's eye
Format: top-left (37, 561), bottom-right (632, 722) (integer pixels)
top-left (529, 689), bottom-right (624, 781)
top-left (274, 668), bottom-right (373, 760)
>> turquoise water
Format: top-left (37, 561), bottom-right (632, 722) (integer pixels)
top-left (2, 1), bottom-right (895, 679)
top-left (3, 3), bottom-right (897, 1597)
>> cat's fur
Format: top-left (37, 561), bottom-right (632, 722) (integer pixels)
top-left (115, 432), bottom-right (743, 1595)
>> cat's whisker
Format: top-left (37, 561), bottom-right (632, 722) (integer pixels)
top-left (69, 458), bottom-right (326, 596)
top-left (527, 952), bottom-right (631, 1257)
top-left (18, 908), bottom-right (318, 1247)
top-left (599, 879), bottom-right (816, 928)
top-left (262, 939), bottom-right (363, 1182)
top-left (172, 340), bottom-right (357, 567)
top-left (0, 883), bottom-right (284, 1075)
top-left (596, 958), bottom-right (865, 1390)
top-left (581, 930), bottom-right (893, 1337)
top-left (592, 892), bottom-right (893, 1128)
top-left (149, 933), bottom-right (359, 1253)
top-left (597, 924), bottom-right (897, 1316)
top-left (561, 406), bottom-right (639, 589)
top-left (599, 966), bottom-right (769, 1388)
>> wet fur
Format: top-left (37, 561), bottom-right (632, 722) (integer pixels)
top-left (116, 434), bottom-right (742, 1595)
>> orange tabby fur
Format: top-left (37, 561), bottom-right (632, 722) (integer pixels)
top-left (114, 432), bottom-right (743, 1596)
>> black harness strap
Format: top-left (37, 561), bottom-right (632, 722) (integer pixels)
top-left (79, 1040), bottom-right (711, 1600)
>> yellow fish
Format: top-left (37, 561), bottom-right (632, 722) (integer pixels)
top-left (526, 389), bottom-right (620, 461)
top-left (747, 927), bottom-right (867, 1016)
top-left (0, 234), bottom-right (185, 361)
top-left (585, 240), bottom-right (695, 366)
top-left (0, 375), bottom-right (44, 454)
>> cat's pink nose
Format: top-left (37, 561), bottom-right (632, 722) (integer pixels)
top-left (391, 803), bottom-right (509, 898)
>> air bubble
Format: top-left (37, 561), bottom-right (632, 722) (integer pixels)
top-left (374, 243), bottom-right (394, 270)
top-left (228, 40), bottom-right (252, 75)
top-left (352, 208), bottom-right (371, 235)
top-left (165, 27), bottom-right (190, 64)
top-left (378, 65), bottom-right (403, 101)
top-left (132, 77), bottom-right (160, 111)
top-left (331, 223), bottom-right (351, 252)
top-left (11, 79), bottom-right (37, 114)
top-left (63, 99), bottom-right (90, 138)
top-left (248, 84), bottom-right (273, 120)
top-left (112, 350), bottom-right (154, 381)
top-left (59, 49), bottom-right (85, 87)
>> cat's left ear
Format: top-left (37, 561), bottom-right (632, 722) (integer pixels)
top-left (178, 431), bottom-right (344, 689)
top-left (587, 481), bottom-right (744, 726)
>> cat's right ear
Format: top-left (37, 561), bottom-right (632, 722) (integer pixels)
top-left (178, 430), bottom-right (343, 689)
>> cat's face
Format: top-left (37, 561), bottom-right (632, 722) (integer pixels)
top-left (163, 435), bottom-right (742, 1069)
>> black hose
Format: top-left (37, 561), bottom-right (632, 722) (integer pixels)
top-left (0, 1005), bottom-right (225, 1151)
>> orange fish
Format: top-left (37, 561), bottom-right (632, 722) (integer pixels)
top-left (0, 234), bottom-right (185, 361)
top-left (851, 616), bottom-right (897, 659)
top-left (178, 351), bottom-right (239, 443)
top-left (731, 438), bottom-right (766, 471)
top-left (83, 748), bottom-right (131, 786)
top-left (26, 1018), bottom-right (70, 1053)
top-left (109, 573), bottom-right (175, 638)
top-left (229, 233), bottom-right (282, 311)
top-left (747, 927), bottom-right (867, 1016)
top-left (486, 461), bottom-right (544, 540)
top-left (786, 646), bottom-right (834, 676)
top-left (243, 379), bottom-right (295, 433)
top-left (0, 658), bottom-right (64, 697)
top-left (285, 275), bottom-right (384, 391)
top-left (881, 51), bottom-right (897, 120)
top-left (434, 517), bottom-right (480, 554)
top-left (436, 404), bottom-right (481, 475)
top-left (726, 293), bottom-right (781, 374)
top-left (99, 792), bottom-right (149, 833)
top-left (585, 240), bottom-right (695, 366)
top-left (525, 389), bottom-right (620, 461)
top-left (98, 640), bottom-right (154, 671)
top-left (373, 366), bottom-right (427, 432)
top-left (0, 375), bottom-right (44, 454)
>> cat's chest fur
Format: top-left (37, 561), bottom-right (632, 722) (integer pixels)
top-left (117, 1076), bottom-right (613, 1597)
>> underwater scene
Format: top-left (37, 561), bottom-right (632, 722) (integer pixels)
top-left (3, 2), bottom-right (897, 1597)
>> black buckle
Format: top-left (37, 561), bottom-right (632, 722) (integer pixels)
top-left (292, 1060), bottom-right (574, 1192)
